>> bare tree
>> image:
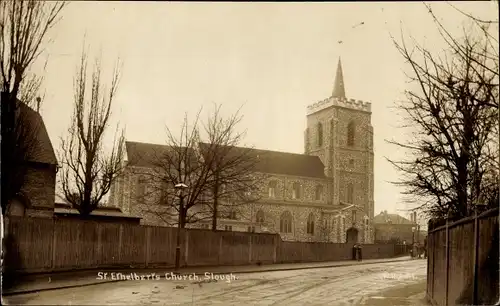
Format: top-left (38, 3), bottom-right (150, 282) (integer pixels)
top-left (200, 104), bottom-right (264, 231)
top-left (137, 111), bottom-right (212, 228)
top-left (0, 1), bottom-right (65, 214)
top-left (59, 48), bottom-right (124, 217)
top-left (138, 105), bottom-right (264, 229)
top-left (387, 4), bottom-right (499, 220)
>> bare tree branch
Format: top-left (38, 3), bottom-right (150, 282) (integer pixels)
top-left (136, 104), bottom-right (265, 229)
top-left (59, 46), bottom-right (124, 216)
top-left (0, 1), bottom-right (66, 214)
top-left (387, 5), bottom-right (499, 221)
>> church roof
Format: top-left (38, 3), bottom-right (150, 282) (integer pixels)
top-left (198, 142), bottom-right (326, 178)
top-left (125, 141), bottom-right (326, 179)
top-left (332, 57), bottom-right (346, 99)
top-left (125, 141), bottom-right (197, 168)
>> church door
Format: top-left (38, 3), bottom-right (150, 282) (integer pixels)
top-left (346, 227), bottom-right (359, 244)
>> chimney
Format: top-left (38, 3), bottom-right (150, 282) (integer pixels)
top-left (36, 97), bottom-right (41, 113)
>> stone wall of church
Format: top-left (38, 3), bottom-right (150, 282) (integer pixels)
top-left (109, 164), bottom-right (375, 243)
top-left (305, 104), bottom-right (375, 240)
top-left (109, 165), bottom-right (171, 226)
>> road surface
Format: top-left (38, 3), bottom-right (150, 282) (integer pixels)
top-left (4, 259), bottom-right (427, 305)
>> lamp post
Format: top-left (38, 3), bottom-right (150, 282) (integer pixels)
top-left (174, 183), bottom-right (188, 272)
top-left (412, 226), bottom-right (416, 258)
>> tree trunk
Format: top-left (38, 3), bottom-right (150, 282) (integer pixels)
top-left (212, 176), bottom-right (219, 232)
top-left (179, 199), bottom-right (186, 229)
top-left (212, 180), bottom-right (219, 231)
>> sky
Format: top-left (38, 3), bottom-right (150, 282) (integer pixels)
top-left (30, 1), bottom-right (498, 220)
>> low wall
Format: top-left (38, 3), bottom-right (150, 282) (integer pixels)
top-left (4, 217), bottom-right (406, 274)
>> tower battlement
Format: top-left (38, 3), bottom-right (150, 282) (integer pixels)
top-left (307, 96), bottom-right (371, 115)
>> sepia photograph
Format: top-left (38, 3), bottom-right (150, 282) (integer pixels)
top-left (0, 1), bottom-right (498, 305)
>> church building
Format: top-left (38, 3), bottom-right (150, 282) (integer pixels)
top-left (109, 58), bottom-right (375, 244)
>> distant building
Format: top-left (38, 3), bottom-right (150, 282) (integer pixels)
top-left (109, 59), bottom-right (375, 243)
top-left (6, 102), bottom-right (58, 218)
top-left (373, 211), bottom-right (426, 244)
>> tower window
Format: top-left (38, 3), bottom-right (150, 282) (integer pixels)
top-left (347, 183), bottom-right (354, 204)
top-left (317, 122), bottom-right (323, 147)
top-left (349, 159), bottom-right (354, 167)
top-left (347, 121), bottom-right (355, 146)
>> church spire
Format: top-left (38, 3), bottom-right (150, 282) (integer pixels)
top-left (332, 57), bottom-right (346, 99)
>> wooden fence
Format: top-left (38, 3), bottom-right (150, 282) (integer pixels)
top-left (4, 216), bottom-right (407, 274)
top-left (426, 208), bottom-right (499, 306)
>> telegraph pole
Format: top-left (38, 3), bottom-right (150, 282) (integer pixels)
top-left (174, 183), bottom-right (188, 272)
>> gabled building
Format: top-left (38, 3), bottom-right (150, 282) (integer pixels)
top-left (109, 59), bottom-right (375, 243)
top-left (373, 210), bottom-right (426, 244)
top-left (6, 102), bottom-right (58, 218)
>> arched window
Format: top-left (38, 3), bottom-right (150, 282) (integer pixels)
top-left (347, 183), bottom-right (354, 204)
top-left (306, 213), bottom-right (315, 234)
top-left (352, 210), bottom-right (357, 223)
top-left (347, 121), bottom-right (355, 146)
top-left (292, 182), bottom-right (301, 199)
top-left (268, 180), bottom-right (277, 198)
top-left (256, 210), bottom-right (265, 223)
top-left (315, 185), bottom-right (324, 201)
top-left (136, 176), bottom-right (147, 199)
top-left (280, 211), bottom-right (293, 233)
top-left (228, 210), bottom-right (237, 220)
top-left (317, 122), bottom-right (323, 147)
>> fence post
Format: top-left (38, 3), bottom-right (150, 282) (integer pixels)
top-left (273, 235), bottom-right (278, 264)
top-left (145, 227), bottom-right (150, 268)
top-left (248, 234), bottom-right (252, 264)
top-left (472, 209), bottom-right (479, 305)
top-left (429, 231), bottom-right (435, 300)
top-left (445, 219), bottom-right (450, 306)
top-left (184, 229), bottom-right (189, 267)
top-left (96, 223), bottom-right (102, 266)
top-left (51, 218), bottom-right (57, 271)
top-left (118, 224), bottom-right (123, 263)
top-left (218, 234), bottom-right (223, 265)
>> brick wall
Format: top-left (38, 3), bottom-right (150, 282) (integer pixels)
top-left (12, 164), bottom-right (57, 218)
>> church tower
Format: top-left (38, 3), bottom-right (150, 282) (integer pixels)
top-left (304, 58), bottom-right (374, 222)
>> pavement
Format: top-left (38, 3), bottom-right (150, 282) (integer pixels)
top-left (358, 280), bottom-right (428, 305)
top-left (3, 255), bottom-right (414, 296)
top-left (3, 257), bottom-right (428, 305)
